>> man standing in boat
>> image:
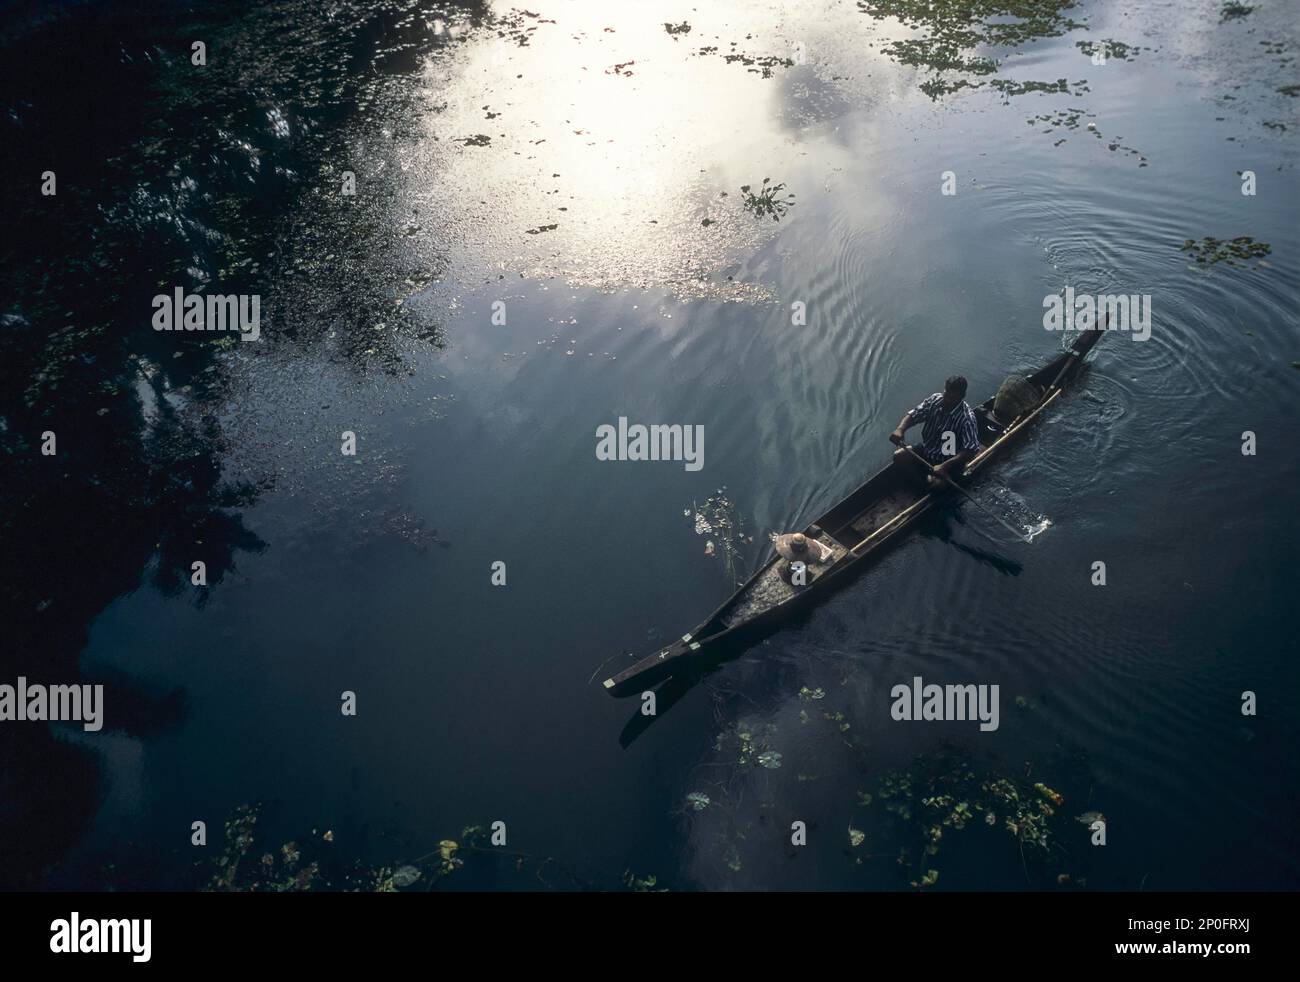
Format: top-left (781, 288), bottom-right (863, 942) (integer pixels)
top-left (889, 375), bottom-right (980, 490)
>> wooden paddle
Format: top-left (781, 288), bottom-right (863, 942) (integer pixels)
top-left (896, 441), bottom-right (1034, 545)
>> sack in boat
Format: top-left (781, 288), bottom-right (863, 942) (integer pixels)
top-left (993, 375), bottom-right (1042, 423)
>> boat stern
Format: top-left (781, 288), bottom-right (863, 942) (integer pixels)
top-left (602, 634), bottom-right (701, 696)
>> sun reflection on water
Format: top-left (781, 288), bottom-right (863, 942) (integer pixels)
top-left (400, 1), bottom-right (839, 293)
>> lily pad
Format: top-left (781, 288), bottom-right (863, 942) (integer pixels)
top-left (390, 865), bottom-right (421, 887)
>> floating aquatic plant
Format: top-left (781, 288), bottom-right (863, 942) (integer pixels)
top-left (1076, 39), bottom-right (1143, 60)
top-left (390, 865), bottom-right (421, 887)
top-left (1180, 236), bottom-right (1271, 268)
top-left (1220, 2), bottom-right (1254, 22)
top-left (1025, 109), bottom-right (1148, 164)
top-left (623, 870), bottom-right (667, 891)
top-left (686, 791), bottom-right (712, 811)
top-left (870, 745), bottom-right (1095, 889)
top-left (687, 489), bottom-right (751, 586)
top-left (823, 710), bottom-right (851, 733)
top-left (722, 52), bottom-right (795, 78)
top-left (741, 178), bottom-right (796, 222)
top-left (857, 0), bottom-right (1085, 100)
top-left (989, 77), bottom-right (1086, 101)
top-left (724, 844), bottom-right (744, 872)
top-left (202, 805), bottom-right (596, 892)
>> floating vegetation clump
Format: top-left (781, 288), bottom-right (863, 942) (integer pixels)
top-left (1025, 109), bottom-right (1148, 164)
top-left (741, 178), bottom-right (796, 222)
top-left (856, 0), bottom-right (1086, 99)
top-left (920, 77), bottom-right (984, 98)
top-left (685, 791), bottom-right (712, 811)
top-left (1076, 39), bottom-right (1144, 60)
top-left (202, 804), bottom-right (606, 891)
top-left (723, 51), bottom-right (795, 78)
top-left (1028, 106), bottom-right (1091, 131)
top-left (692, 41), bottom-right (795, 77)
top-left (205, 805), bottom-right (324, 892)
top-left (867, 745), bottom-right (1092, 889)
top-left (1220, 2), bottom-right (1254, 22)
top-left (687, 489), bottom-right (752, 586)
top-left (694, 705), bottom-right (1098, 887)
top-left (691, 718), bottom-right (802, 877)
top-left (623, 871), bottom-right (668, 891)
top-left (1180, 236), bottom-right (1272, 267)
top-left (887, 37), bottom-right (998, 78)
top-left (989, 77), bottom-right (1087, 101)
top-left (713, 719), bottom-right (784, 769)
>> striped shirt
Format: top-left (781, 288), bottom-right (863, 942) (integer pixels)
top-left (909, 393), bottom-right (980, 464)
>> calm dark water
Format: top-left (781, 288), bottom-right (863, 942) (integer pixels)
top-left (2, 0), bottom-right (1297, 890)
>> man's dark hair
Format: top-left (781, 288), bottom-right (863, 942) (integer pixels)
top-left (944, 375), bottom-right (968, 398)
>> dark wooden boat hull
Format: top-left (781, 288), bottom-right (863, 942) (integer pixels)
top-left (603, 328), bottom-right (1105, 697)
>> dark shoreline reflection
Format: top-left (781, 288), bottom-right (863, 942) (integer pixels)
top-left (0, 0), bottom-right (479, 888)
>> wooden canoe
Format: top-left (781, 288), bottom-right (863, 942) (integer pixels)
top-left (603, 328), bottom-right (1105, 697)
